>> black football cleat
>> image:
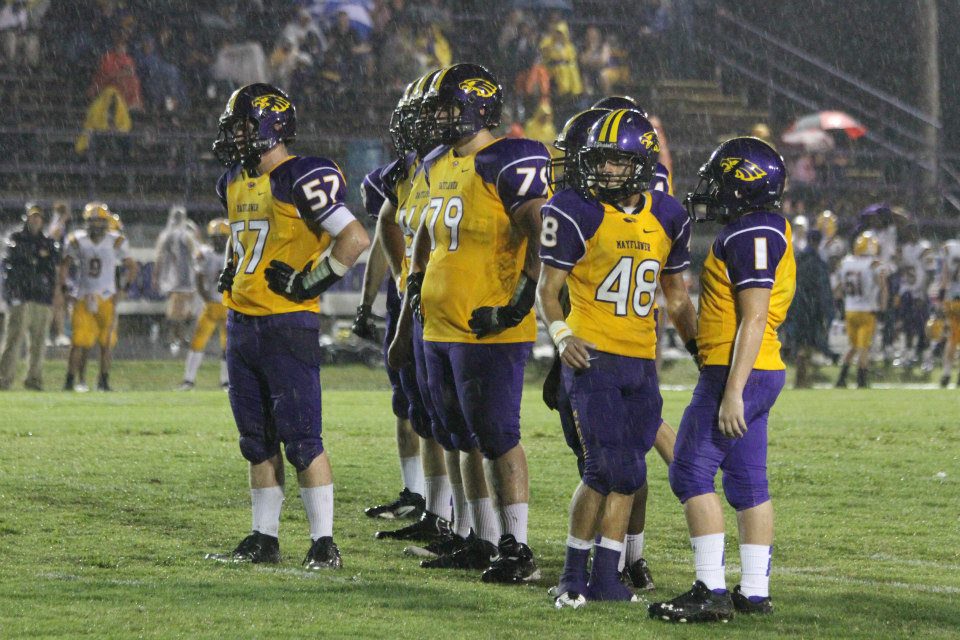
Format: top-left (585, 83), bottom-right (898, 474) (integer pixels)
top-left (621, 557), bottom-right (656, 590)
top-left (205, 531), bottom-right (280, 564)
top-left (481, 534), bottom-right (541, 584)
top-left (732, 585), bottom-right (773, 614)
top-left (648, 581), bottom-right (734, 623)
top-left (303, 536), bottom-right (342, 570)
top-left (420, 532), bottom-right (497, 570)
top-left (404, 532), bottom-right (468, 559)
top-left (97, 374), bottom-right (112, 392)
top-left (376, 511), bottom-right (451, 541)
top-left (941, 374), bottom-right (951, 388)
top-left (364, 488), bottom-right (425, 520)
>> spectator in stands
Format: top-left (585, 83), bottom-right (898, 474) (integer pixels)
top-left (179, 29), bottom-right (213, 105)
top-left (152, 205), bottom-right (199, 355)
top-left (0, 203), bottom-right (60, 391)
top-left (539, 20), bottom-right (582, 108)
top-left (45, 201), bottom-right (72, 347)
top-left (211, 34), bottom-right (268, 87)
top-left (269, 36), bottom-right (311, 90)
top-left (326, 9), bottom-right (373, 82)
top-left (0, 0), bottom-right (48, 69)
top-left (89, 37), bottom-right (144, 112)
top-left (413, 22), bottom-right (451, 74)
top-left (283, 8), bottom-right (326, 55)
top-left (523, 99), bottom-right (557, 151)
top-left (578, 25), bottom-right (605, 96)
top-left (379, 20), bottom-right (419, 92)
top-left (136, 36), bottom-right (188, 113)
top-left (508, 20), bottom-right (549, 122)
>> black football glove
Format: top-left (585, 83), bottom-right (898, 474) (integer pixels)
top-left (406, 272), bottom-right (425, 324)
top-left (351, 303), bottom-right (381, 342)
top-left (217, 263), bottom-right (236, 293)
top-left (468, 274), bottom-right (536, 339)
top-left (265, 257), bottom-right (346, 303)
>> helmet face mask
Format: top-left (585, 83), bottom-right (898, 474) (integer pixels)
top-left (686, 167), bottom-right (731, 223)
top-left (213, 84), bottom-right (296, 172)
top-left (575, 109), bottom-right (659, 203)
top-left (551, 108), bottom-right (608, 191)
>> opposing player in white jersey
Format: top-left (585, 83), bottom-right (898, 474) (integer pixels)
top-left (939, 239), bottom-right (960, 387)
top-left (179, 218), bottom-right (231, 390)
top-left (61, 202), bottom-right (138, 392)
top-left (154, 205), bottom-right (200, 354)
top-left (835, 232), bottom-right (887, 388)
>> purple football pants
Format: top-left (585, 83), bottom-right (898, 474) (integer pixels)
top-left (226, 310), bottom-right (324, 472)
top-left (669, 366), bottom-right (785, 510)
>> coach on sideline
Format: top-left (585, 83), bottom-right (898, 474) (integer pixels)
top-left (0, 203), bottom-right (61, 390)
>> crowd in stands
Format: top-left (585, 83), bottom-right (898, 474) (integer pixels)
top-left (18, 1), bottom-right (681, 145)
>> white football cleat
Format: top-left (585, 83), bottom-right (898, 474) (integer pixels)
top-left (74, 383), bottom-right (90, 393)
top-left (554, 590), bottom-right (587, 610)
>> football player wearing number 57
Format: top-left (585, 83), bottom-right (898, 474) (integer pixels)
top-left (537, 110), bottom-right (696, 608)
top-left (205, 84), bottom-right (370, 570)
top-left (650, 137), bottom-right (795, 623)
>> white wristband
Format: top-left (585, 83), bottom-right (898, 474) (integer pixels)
top-left (549, 320), bottom-right (573, 346)
top-left (328, 255), bottom-right (350, 277)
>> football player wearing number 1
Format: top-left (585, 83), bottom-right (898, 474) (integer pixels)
top-left (205, 84), bottom-right (370, 569)
top-left (650, 137), bottom-right (795, 623)
top-left (538, 109), bottom-right (696, 608)
top-left (393, 63), bottom-right (550, 582)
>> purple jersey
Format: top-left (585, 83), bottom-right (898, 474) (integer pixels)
top-left (361, 164), bottom-right (389, 221)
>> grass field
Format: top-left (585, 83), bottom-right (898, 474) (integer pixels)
top-left (1, 360), bottom-right (959, 639)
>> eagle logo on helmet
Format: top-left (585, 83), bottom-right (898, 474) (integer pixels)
top-left (720, 157), bottom-right (768, 182)
top-left (459, 78), bottom-right (498, 98)
top-left (251, 94), bottom-right (292, 113)
top-left (640, 131), bottom-right (660, 153)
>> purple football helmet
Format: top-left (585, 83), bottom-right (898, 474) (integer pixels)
top-left (213, 83), bottom-right (297, 171)
top-left (578, 109), bottom-right (661, 201)
top-left (421, 63), bottom-right (502, 145)
top-left (551, 108), bottom-right (609, 190)
top-left (591, 95), bottom-right (649, 118)
top-left (686, 136), bottom-right (786, 223)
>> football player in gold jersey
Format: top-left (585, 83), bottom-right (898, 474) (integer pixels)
top-left (205, 84), bottom-right (370, 570)
top-left (651, 138), bottom-right (795, 623)
top-left (390, 63), bottom-right (550, 583)
top-left (538, 109), bottom-right (696, 607)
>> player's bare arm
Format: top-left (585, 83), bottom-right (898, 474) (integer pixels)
top-left (660, 271), bottom-right (698, 358)
top-left (720, 287), bottom-right (772, 438)
top-left (537, 264), bottom-right (593, 370)
top-left (387, 221), bottom-right (431, 369)
top-left (377, 199), bottom-right (405, 281)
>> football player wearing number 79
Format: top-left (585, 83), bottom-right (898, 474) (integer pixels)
top-left (205, 83), bottom-right (370, 570)
top-left (650, 137), bottom-right (795, 623)
top-left (537, 109), bottom-right (696, 608)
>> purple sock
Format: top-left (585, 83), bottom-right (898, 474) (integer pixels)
top-left (586, 544), bottom-right (634, 601)
top-left (559, 545), bottom-right (590, 595)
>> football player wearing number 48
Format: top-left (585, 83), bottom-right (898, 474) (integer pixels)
top-left (537, 109), bottom-right (697, 608)
top-left (205, 84), bottom-right (370, 570)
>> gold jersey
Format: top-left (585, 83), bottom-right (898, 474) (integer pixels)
top-left (420, 137), bottom-right (551, 343)
top-left (697, 212), bottom-right (796, 370)
top-left (217, 155), bottom-right (354, 316)
top-left (540, 188), bottom-right (690, 359)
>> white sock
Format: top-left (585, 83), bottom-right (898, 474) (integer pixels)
top-left (598, 536), bottom-right (623, 553)
top-left (184, 350), bottom-right (204, 383)
top-left (566, 535), bottom-right (593, 550)
top-left (451, 482), bottom-right (472, 538)
top-left (424, 474), bottom-right (452, 520)
top-left (500, 502), bottom-right (529, 545)
top-left (219, 356), bottom-right (229, 385)
top-left (691, 533), bottom-right (726, 591)
top-left (300, 484), bottom-right (334, 541)
top-left (625, 531), bottom-right (645, 563)
top-left (400, 455), bottom-right (424, 496)
top-left (469, 497), bottom-right (501, 546)
top-left (944, 359), bottom-right (954, 377)
top-left (739, 544), bottom-right (772, 599)
top-left (250, 486), bottom-right (284, 538)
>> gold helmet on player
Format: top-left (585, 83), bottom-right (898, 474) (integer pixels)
top-left (82, 201), bottom-right (112, 222)
top-left (108, 212), bottom-right (124, 232)
top-left (206, 218), bottom-right (230, 238)
top-left (853, 231), bottom-right (879, 257)
top-left (816, 210), bottom-right (837, 239)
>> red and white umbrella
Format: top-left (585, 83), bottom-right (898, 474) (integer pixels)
top-left (786, 111), bottom-right (868, 140)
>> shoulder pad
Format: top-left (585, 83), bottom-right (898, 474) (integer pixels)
top-left (272, 156), bottom-right (344, 205)
top-left (475, 138), bottom-right (551, 179)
